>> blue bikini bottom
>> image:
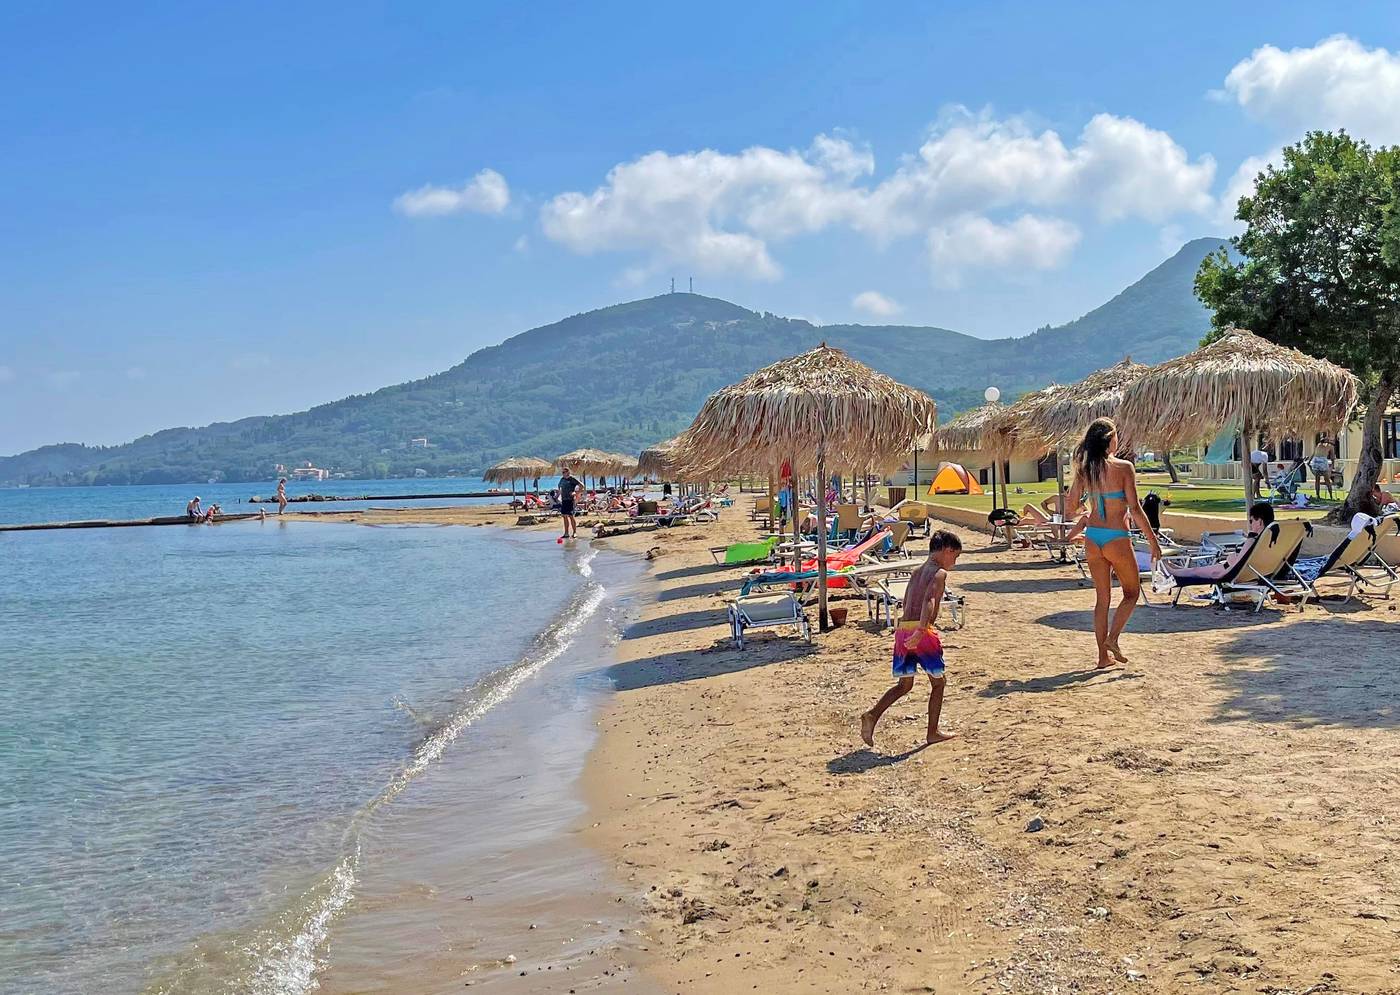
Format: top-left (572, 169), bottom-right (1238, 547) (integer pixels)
top-left (1083, 526), bottom-right (1131, 550)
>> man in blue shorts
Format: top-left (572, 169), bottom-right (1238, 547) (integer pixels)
top-left (861, 529), bottom-right (962, 748)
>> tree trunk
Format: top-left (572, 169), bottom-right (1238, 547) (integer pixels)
top-left (1163, 452), bottom-right (1180, 484)
top-left (1337, 369), bottom-right (1396, 520)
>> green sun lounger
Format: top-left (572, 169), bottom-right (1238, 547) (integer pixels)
top-left (710, 535), bottom-right (780, 565)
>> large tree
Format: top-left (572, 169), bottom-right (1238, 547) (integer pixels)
top-left (1196, 131), bottom-right (1400, 517)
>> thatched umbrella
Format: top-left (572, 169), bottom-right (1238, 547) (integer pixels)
top-left (1118, 327), bottom-right (1359, 514)
top-left (936, 401), bottom-right (1005, 455)
top-left (553, 448), bottom-right (623, 488)
top-left (638, 438), bottom-right (686, 484)
top-left (483, 456), bottom-right (552, 496)
top-left (1004, 359), bottom-right (1150, 515)
top-left (671, 344), bottom-right (938, 630)
top-left (1019, 359), bottom-right (1150, 454)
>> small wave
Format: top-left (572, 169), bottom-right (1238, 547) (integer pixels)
top-left (248, 575), bottom-right (610, 995)
top-left (247, 852), bottom-right (357, 995)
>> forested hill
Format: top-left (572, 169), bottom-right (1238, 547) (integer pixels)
top-left (1, 237), bottom-right (1226, 486)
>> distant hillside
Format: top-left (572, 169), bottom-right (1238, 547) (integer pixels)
top-left (0, 238), bottom-right (1227, 486)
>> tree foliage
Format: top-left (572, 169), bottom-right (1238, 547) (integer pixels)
top-left (1196, 131), bottom-right (1400, 514)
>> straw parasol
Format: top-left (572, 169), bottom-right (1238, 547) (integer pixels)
top-left (1018, 358), bottom-right (1150, 454)
top-left (637, 438), bottom-right (680, 479)
top-left (935, 401), bottom-right (1005, 455)
top-left (671, 344), bottom-right (938, 630)
top-left (552, 448), bottom-right (625, 480)
top-left (483, 456), bottom-right (552, 493)
top-left (1118, 327), bottom-right (1359, 514)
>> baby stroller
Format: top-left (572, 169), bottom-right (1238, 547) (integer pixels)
top-left (1271, 461), bottom-right (1306, 505)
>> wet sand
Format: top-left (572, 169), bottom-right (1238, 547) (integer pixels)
top-left (577, 497), bottom-right (1400, 994)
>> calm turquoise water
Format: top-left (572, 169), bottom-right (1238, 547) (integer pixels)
top-left (0, 477), bottom-right (558, 526)
top-left (0, 519), bottom-right (614, 994)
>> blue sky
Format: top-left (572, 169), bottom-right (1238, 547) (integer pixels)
top-left (3, 2), bottom-right (1398, 454)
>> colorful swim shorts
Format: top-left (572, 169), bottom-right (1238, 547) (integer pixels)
top-left (892, 621), bottom-right (944, 678)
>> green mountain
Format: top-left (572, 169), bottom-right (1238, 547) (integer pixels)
top-left (1, 237), bottom-right (1227, 486)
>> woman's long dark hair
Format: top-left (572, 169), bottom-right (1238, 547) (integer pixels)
top-left (1073, 417), bottom-right (1117, 489)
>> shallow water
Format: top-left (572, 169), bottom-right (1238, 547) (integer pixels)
top-left (0, 520), bottom-right (642, 995)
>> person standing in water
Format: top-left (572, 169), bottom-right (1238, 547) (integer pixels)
top-left (557, 466), bottom-right (582, 540)
top-left (1064, 417), bottom-right (1160, 669)
top-left (276, 478), bottom-right (288, 515)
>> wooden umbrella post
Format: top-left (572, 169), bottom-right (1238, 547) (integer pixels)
top-left (1241, 417), bottom-right (1254, 520)
top-left (815, 442), bottom-right (830, 632)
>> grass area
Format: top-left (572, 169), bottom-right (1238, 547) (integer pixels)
top-left (908, 472), bottom-right (1337, 520)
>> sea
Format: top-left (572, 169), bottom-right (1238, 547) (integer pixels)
top-left (0, 481), bottom-right (656, 995)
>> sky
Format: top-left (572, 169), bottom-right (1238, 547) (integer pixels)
top-left (3, 2), bottom-right (1399, 455)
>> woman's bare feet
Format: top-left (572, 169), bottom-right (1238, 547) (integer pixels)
top-left (1106, 639), bottom-right (1129, 663)
top-left (927, 730), bottom-right (959, 745)
top-left (860, 712), bottom-right (877, 747)
top-left (1095, 653), bottom-right (1118, 670)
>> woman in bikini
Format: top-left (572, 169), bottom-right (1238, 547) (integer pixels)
top-left (1064, 417), bottom-right (1161, 669)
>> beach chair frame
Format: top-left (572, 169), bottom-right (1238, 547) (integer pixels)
top-left (1170, 521), bottom-right (1314, 613)
top-left (728, 592), bottom-right (812, 649)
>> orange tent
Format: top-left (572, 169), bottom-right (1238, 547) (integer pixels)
top-left (929, 462), bottom-right (984, 495)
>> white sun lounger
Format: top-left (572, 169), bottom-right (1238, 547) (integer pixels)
top-left (1356, 514), bottom-right (1400, 598)
top-left (727, 592), bottom-right (811, 649)
top-left (863, 574), bottom-right (968, 631)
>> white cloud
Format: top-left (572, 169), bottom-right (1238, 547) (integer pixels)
top-left (394, 168), bottom-right (511, 217)
top-left (512, 234), bottom-right (530, 254)
top-left (1215, 149), bottom-right (1281, 229)
top-left (126, 366), bottom-right (146, 380)
top-left (45, 370), bottom-right (80, 389)
top-left (927, 214), bottom-right (1081, 287)
top-left (0, 365), bottom-right (13, 384)
top-left (1223, 36), bottom-right (1400, 144)
top-left (852, 290), bottom-right (901, 318)
top-left (538, 110), bottom-right (1212, 281)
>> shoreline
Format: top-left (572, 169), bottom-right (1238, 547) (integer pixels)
top-left (577, 495), bottom-right (1400, 993)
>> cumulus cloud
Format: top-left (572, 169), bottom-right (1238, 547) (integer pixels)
top-left (926, 214), bottom-right (1081, 287)
top-left (538, 110), bottom-right (1212, 281)
top-left (1215, 149), bottom-right (1281, 229)
top-left (851, 290), bottom-right (901, 318)
top-left (1223, 36), bottom-right (1400, 144)
top-left (0, 364), bottom-right (13, 384)
top-left (45, 370), bottom-right (80, 389)
top-left (394, 168), bottom-right (511, 217)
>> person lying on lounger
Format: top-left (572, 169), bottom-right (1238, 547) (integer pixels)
top-left (1162, 502), bottom-right (1274, 583)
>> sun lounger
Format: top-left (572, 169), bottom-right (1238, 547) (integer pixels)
top-left (1163, 520), bottom-right (1313, 613)
top-left (709, 535), bottom-right (780, 566)
top-left (1292, 523), bottom-right (1384, 604)
top-left (863, 574), bottom-right (968, 631)
top-left (728, 591), bottom-right (811, 649)
top-left (1356, 514), bottom-right (1400, 597)
top-left (896, 502), bottom-right (931, 537)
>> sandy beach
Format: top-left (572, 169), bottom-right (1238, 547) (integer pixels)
top-left (266, 496), bottom-right (1400, 991)
top-left (569, 496), bottom-right (1400, 994)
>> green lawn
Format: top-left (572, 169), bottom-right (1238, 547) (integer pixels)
top-left (908, 472), bottom-right (1337, 521)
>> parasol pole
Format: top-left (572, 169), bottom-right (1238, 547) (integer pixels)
top-left (815, 440), bottom-right (830, 632)
top-left (1241, 416), bottom-right (1254, 521)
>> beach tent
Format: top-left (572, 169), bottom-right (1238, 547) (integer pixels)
top-left (929, 463), bottom-right (983, 495)
top-left (670, 343), bottom-right (938, 631)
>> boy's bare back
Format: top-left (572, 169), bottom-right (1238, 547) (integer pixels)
top-left (899, 561), bottom-right (944, 625)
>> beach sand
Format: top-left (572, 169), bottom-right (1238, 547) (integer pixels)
top-left (284, 496), bottom-right (1400, 992)
top-left (574, 497), bottom-right (1400, 994)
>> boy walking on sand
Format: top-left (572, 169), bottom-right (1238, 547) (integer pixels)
top-left (861, 529), bottom-right (962, 747)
